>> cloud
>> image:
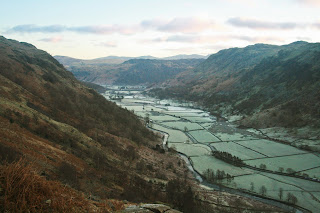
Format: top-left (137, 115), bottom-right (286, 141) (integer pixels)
top-left (150, 34), bottom-right (285, 44)
top-left (39, 36), bottom-right (63, 43)
top-left (7, 24), bottom-right (141, 35)
top-left (68, 25), bottom-right (140, 35)
top-left (313, 22), bottom-right (320, 29)
top-left (227, 17), bottom-right (302, 30)
top-left (156, 17), bottom-right (216, 33)
top-left (9, 25), bottom-right (66, 33)
top-left (7, 17), bottom-right (217, 35)
top-left (140, 17), bottom-right (216, 33)
top-left (295, 0), bottom-right (320, 6)
top-left (98, 41), bottom-right (117, 48)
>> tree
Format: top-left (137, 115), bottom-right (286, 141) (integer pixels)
top-left (279, 188), bottom-right (283, 200)
top-left (250, 182), bottom-right (255, 191)
top-left (144, 113), bottom-right (150, 125)
top-left (184, 126), bottom-right (188, 132)
top-left (259, 164), bottom-right (267, 170)
top-left (286, 168), bottom-right (295, 174)
top-left (260, 185), bottom-right (267, 196)
top-left (182, 186), bottom-right (195, 213)
top-left (278, 167), bottom-right (284, 173)
top-left (287, 193), bottom-right (298, 204)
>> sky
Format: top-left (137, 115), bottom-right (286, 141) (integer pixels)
top-left (1, 0), bottom-right (320, 59)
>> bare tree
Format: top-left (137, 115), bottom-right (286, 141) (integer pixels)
top-left (279, 188), bottom-right (283, 200)
top-left (260, 185), bottom-right (267, 196)
top-left (250, 182), bottom-right (255, 191)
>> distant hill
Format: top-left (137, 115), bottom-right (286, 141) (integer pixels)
top-left (114, 58), bottom-right (205, 85)
top-left (55, 54), bottom-right (207, 64)
top-left (150, 41), bottom-right (320, 129)
top-left (56, 56), bottom-right (205, 85)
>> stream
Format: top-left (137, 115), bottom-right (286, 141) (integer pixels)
top-left (105, 87), bottom-right (318, 213)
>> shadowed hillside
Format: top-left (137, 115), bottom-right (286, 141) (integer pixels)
top-left (0, 36), bottom-right (194, 211)
top-left (150, 41), bottom-right (320, 129)
top-left (55, 56), bottom-right (205, 85)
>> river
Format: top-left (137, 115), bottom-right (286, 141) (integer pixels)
top-left (104, 87), bottom-right (319, 213)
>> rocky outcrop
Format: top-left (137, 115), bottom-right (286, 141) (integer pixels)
top-left (123, 204), bottom-right (182, 213)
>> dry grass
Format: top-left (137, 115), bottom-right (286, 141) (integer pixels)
top-left (0, 158), bottom-right (93, 213)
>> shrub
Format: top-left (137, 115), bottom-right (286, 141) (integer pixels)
top-left (0, 144), bottom-right (21, 163)
top-left (58, 161), bottom-right (78, 187)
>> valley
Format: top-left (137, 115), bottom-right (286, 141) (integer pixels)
top-left (2, 0), bottom-right (320, 212)
top-left (106, 86), bottom-right (320, 212)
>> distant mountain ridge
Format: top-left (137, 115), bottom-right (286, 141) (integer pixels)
top-left (55, 56), bottom-right (205, 85)
top-left (54, 54), bottom-right (208, 66)
top-left (150, 41), bottom-right (320, 129)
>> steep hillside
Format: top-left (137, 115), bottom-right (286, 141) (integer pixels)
top-left (0, 36), bottom-right (192, 211)
top-left (150, 41), bottom-right (320, 129)
top-left (55, 56), bottom-right (205, 85)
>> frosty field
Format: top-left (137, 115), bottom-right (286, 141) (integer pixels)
top-left (235, 139), bottom-right (307, 157)
top-left (213, 142), bottom-right (266, 160)
top-left (188, 130), bottom-right (221, 143)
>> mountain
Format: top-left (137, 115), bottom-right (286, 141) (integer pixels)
top-left (54, 54), bottom-right (207, 86)
top-left (113, 58), bottom-right (205, 85)
top-left (150, 41), bottom-right (320, 129)
top-left (0, 36), bottom-right (197, 212)
top-left (54, 55), bottom-right (129, 65)
top-left (56, 57), bottom-right (205, 85)
top-left (55, 54), bottom-right (207, 64)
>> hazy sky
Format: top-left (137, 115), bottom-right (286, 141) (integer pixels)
top-left (1, 0), bottom-right (320, 59)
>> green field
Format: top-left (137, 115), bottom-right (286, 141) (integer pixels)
top-left (201, 123), bottom-right (214, 129)
top-left (150, 114), bottom-right (181, 121)
top-left (225, 172), bottom-right (320, 212)
top-left (302, 167), bottom-right (320, 179)
top-left (119, 95), bottom-right (320, 212)
top-left (190, 155), bottom-right (253, 177)
top-left (214, 132), bottom-right (255, 141)
top-left (161, 121), bottom-right (203, 131)
top-left (188, 130), bottom-right (220, 143)
top-left (213, 142), bottom-right (266, 160)
top-left (235, 140), bottom-right (307, 157)
top-left (168, 143), bottom-right (211, 156)
top-left (165, 112), bottom-right (206, 117)
top-left (183, 116), bottom-right (213, 123)
top-left (152, 124), bottom-right (189, 142)
top-left (245, 153), bottom-right (320, 176)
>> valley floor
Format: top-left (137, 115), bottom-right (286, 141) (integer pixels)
top-left (105, 86), bottom-right (320, 213)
